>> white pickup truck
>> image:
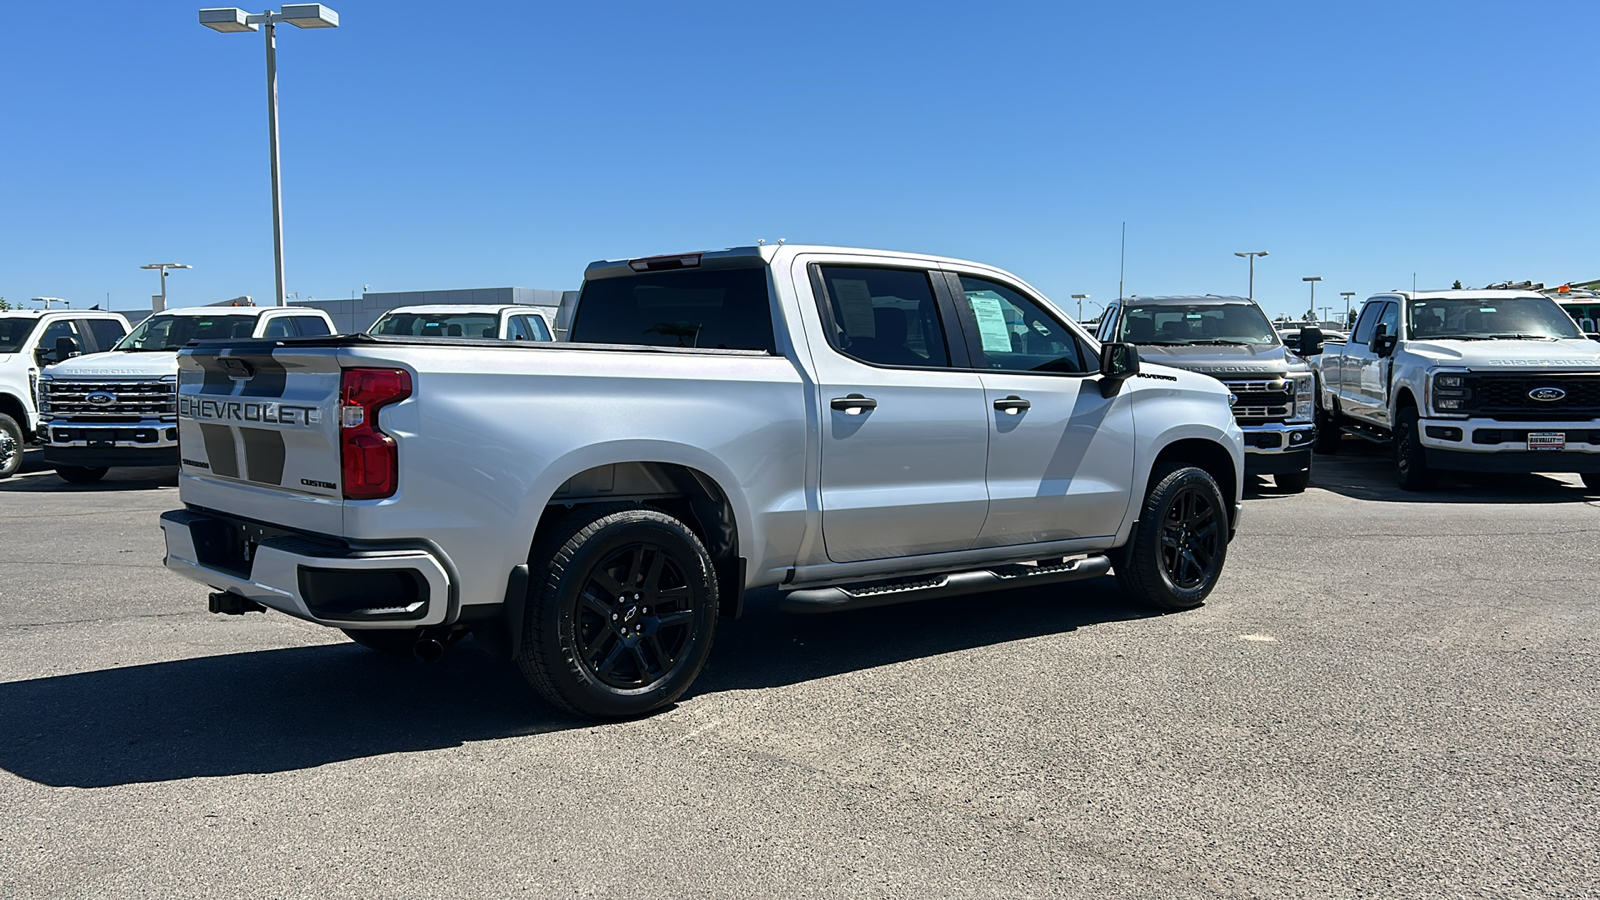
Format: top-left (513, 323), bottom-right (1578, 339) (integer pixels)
top-left (1313, 290), bottom-right (1600, 490)
top-left (38, 305), bottom-right (335, 482)
top-left (0, 309), bottom-right (133, 478)
top-left (160, 245), bottom-right (1245, 719)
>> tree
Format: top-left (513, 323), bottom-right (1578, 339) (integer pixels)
top-left (1347, 309), bottom-right (1358, 327)
top-left (1452, 280), bottom-right (1463, 290)
top-left (0, 297), bottom-right (9, 311)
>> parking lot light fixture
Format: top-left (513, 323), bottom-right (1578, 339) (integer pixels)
top-left (1303, 276), bottom-right (1322, 318)
top-left (1071, 294), bottom-right (1089, 321)
top-left (198, 6), bottom-right (340, 306)
top-left (1234, 251), bottom-right (1268, 301)
top-left (141, 263), bottom-right (192, 313)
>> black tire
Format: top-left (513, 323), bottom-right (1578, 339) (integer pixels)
top-left (341, 627), bottom-right (420, 656)
top-left (56, 466), bottom-right (109, 484)
top-left (1394, 406), bottom-right (1434, 492)
top-left (1275, 469), bottom-right (1311, 493)
top-left (1580, 473), bottom-right (1600, 493)
top-left (518, 504), bottom-right (718, 719)
top-left (1313, 397), bottom-right (1342, 454)
top-left (1112, 463), bottom-right (1229, 612)
top-left (0, 413), bottom-right (22, 479)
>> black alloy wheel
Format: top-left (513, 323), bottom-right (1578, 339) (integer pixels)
top-left (1274, 468), bottom-right (1311, 493)
top-left (573, 541), bottom-right (701, 690)
top-left (1313, 394), bottom-right (1342, 454)
top-left (519, 504), bottom-right (718, 719)
top-left (1112, 463), bottom-right (1230, 611)
top-left (1158, 483), bottom-right (1223, 590)
top-left (0, 413), bottom-right (21, 479)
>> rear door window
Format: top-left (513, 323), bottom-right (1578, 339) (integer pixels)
top-left (85, 318), bottom-right (128, 352)
top-left (814, 266), bottom-right (951, 368)
top-left (292, 316), bottom-right (331, 336)
top-left (506, 316), bottom-right (532, 340)
top-left (571, 267), bottom-right (775, 352)
top-left (528, 315), bottom-right (552, 341)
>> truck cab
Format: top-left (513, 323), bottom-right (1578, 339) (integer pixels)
top-left (0, 309), bottom-right (132, 479)
top-left (367, 304), bottom-right (554, 341)
top-left (1313, 290), bottom-right (1600, 490)
top-left (37, 305), bottom-right (335, 483)
top-left (1097, 295), bottom-right (1320, 492)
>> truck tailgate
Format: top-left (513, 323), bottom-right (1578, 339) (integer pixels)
top-left (176, 342), bottom-right (347, 535)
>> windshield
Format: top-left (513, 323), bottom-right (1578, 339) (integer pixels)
top-left (369, 312), bottom-right (501, 339)
top-left (1408, 297), bottom-right (1582, 341)
top-left (1118, 303), bottom-right (1280, 346)
top-left (114, 314), bottom-right (258, 351)
top-left (0, 317), bottom-right (38, 354)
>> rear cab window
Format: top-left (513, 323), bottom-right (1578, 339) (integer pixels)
top-left (571, 266), bottom-right (776, 352)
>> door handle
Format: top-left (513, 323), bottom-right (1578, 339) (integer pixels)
top-left (993, 395), bottom-right (1031, 415)
top-left (830, 393), bottom-right (877, 415)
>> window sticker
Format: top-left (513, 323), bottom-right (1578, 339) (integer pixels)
top-left (967, 292), bottom-right (1013, 353)
top-left (833, 279), bottom-right (876, 338)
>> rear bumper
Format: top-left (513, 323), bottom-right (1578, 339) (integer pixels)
top-left (160, 509), bottom-right (453, 629)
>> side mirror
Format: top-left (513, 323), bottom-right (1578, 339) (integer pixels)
top-left (1298, 326), bottom-right (1324, 357)
top-left (1368, 323), bottom-right (1397, 356)
top-left (56, 336), bottom-right (81, 361)
top-left (1098, 342), bottom-right (1140, 397)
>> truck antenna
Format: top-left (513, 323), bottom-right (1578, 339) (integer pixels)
top-left (1118, 222), bottom-right (1127, 300)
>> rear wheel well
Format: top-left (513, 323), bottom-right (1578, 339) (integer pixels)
top-left (1147, 439), bottom-right (1238, 529)
top-left (530, 463), bottom-right (743, 616)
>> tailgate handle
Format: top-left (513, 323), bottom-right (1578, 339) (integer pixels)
top-left (830, 394), bottom-right (877, 415)
top-left (993, 396), bottom-right (1031, 414)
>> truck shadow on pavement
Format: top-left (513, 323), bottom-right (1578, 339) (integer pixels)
top-left (0, 578), bottom-right (1151, 788)
top-left (1309, 438), bottom-right (1599, 504)
top-left (1, 452), bottom-right (177, 492)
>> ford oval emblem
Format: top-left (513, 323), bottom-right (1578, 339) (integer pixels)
top-left (86, 392), bottom-right (116, 406)
top-left (1529, 387), bottom-right (1567, 402)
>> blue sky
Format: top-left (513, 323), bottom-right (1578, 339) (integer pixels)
top-left (2, 1), bottom-right (1595, 322)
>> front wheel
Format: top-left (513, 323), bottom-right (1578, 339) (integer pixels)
top-left (1395, 407), bottom-right (1434, 492)
top-left (518, 504), bottom-right (719, 719)
top-left (56, 466), bottom-right (109, 484)
top-left (1275, 469), bottom-right (1311, 493)
top-left (0, 413), bottom-right (22, 479)
top-left (1112, 463), bottom-right (1229, 612)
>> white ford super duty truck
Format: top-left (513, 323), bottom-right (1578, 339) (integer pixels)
top-left (160, 245), bottom-right (1245, 719)
top-left (1312, 289), bottom-right (1600, 490)
top-left (38, 304), bottom-right (334, 483)
top-left (0, 308), bottom-right (132, 479)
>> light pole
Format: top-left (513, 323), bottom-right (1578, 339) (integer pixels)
top-left (1071, 294), bottom-right (1089, 321)
top-left (1339, 291), bottom-right (1356, 326)
top-left (1302, 276), bottom-right (1322, 320)
top-left (200, 5), bottom-right (339, 306)
top-left (140, 263), bottom-right (191, 312)
top-left (1234, 251), bottom-right (1268, 301)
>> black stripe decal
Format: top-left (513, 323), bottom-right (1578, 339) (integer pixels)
top-left (239, 427), bottom-right (286, 486)
top-left (198, 424), bottom-right (240, 478)
top-left (238, 353), bottom-right (288, 398)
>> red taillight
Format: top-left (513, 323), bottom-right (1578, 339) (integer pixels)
top-left (340, 367), bottom-right (411, 500)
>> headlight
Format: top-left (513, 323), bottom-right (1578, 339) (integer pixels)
top-left (1289, 376), bottom-right (1313, 423)
top-left (1430, 371), bottom-right (1473, 417)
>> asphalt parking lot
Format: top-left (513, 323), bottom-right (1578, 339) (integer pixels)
top-left (1, 443), bottom-right (1597, 899)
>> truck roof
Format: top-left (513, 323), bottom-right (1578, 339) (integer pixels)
top-left (0, 309), bottom-right (122, 319)
top-left (378, 304), bottom-right (533, 316)
top-left (1375, 290), bottom-right (1549, 302)
top-left (1120, 295), bottom-right (1256, 306)
top-left (151, 305), bottom-right (322, 317)
top-left (583, 244), bottom-right (1040, 280)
